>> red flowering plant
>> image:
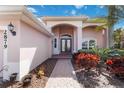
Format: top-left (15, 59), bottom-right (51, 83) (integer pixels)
top-left (106, 59), bottom-right (113, 66)
top-left (105, 57), bottom-right (124, 75)
top-left (75, 52), bottom-right (100, 70)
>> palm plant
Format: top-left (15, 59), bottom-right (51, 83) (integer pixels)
top-left (91, 48), bottom-right (110, 63)
top-left (113, 28), bottom-right (123, 48)
top-left (108, 6), bottom-right (124, 47)
top-left (96, 5), bottom-right (124, 48)
top-left (107, 6), bottom-right (118, 47)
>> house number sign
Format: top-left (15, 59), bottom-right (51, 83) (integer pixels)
top-left (4, 30), bottom-right (7, 48)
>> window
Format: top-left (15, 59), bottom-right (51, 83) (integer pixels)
top-left (82, 39), bottom-right (96, 49)
top-left (54, 38), bottom-right (57, 48)
top-left (82, 41), bottom-right (88, 49)
top-left (89, 40), bottom-right (96, 49)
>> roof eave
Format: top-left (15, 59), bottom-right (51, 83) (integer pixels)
top-left (42, 16), bottom-right (88, 21)
top-left (0, 6), bottom-right (53, 37)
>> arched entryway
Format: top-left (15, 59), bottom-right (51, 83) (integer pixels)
top-left (52, 24), bottom-right (77, 55)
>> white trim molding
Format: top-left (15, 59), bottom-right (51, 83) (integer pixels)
top-left (0, 26), bottom-right (8, 80)
top-left (77, 26), bottom-right (83, 50)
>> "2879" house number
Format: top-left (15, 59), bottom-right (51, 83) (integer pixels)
top-left (4, 30), bottom-right (7, 48)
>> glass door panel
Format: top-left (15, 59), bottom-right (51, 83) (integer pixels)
top-left (62, 39), bottom-right (66, 52)
top-left (67, 39), bottom-right (71, 52)
top-left (61, 38), bottom-right (71, 53)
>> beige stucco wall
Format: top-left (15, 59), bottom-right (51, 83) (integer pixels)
top-left (46, 21), bottom-right (82, 28)
top-left (0, 19), bottom-right (20, 80)
top-left (46, 21), bottom-right (82, 33)
top-left (0, 20), bottom-right (20, 63)
top-left (82, 27), bottom-right (106, 48)
top-left (52, 25), bottom-right (74, 37)
top-left (20, 21), bottom-right (52, 79)
top-left (0, 19), bottom-right (52, 80)
top-left (0, 6), bottom-right (53, 80)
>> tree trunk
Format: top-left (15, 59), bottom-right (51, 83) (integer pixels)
top-left (108, 5), bottom-right (116, 48)
top-left (108, 25), bottom-right (114, 48)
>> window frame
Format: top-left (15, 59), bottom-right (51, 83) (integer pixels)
top-left (82, 38), bottom-right (97, 49)
top-left (54, 38), bottom-right (57, 48)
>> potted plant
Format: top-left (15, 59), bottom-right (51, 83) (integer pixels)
top-left (9, 73), bottom-right (18, 82)
top-left (21, 74), bottom-right (32, 87)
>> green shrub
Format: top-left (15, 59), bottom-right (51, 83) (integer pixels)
top-left (93, 48), bottom-right (110, 63)
top-left (117, 49), bottom-right (124, 57)
top-left (78, 49), bottom-right (96, 54)
top-left (78, 48), bottom-right (124, 64)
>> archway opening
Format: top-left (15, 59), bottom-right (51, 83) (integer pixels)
top-left (52, 24), bottom-right (77, 55)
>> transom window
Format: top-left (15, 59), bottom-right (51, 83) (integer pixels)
top-left (61, 34), bottom-right (71, 38)
top-left (82, 39), bottom-right (97, 49)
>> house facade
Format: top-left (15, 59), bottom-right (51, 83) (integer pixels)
top-left (43, 16), bottom-right (108, 55)
top-left (0, 6), bottom-right (108, 81)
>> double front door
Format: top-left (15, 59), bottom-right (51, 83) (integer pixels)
top-left (61, 38), bottom-right (72, 53)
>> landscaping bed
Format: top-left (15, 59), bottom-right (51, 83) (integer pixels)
top-left (72, 58), bottom-right (124, 88)
top-left (0, 58), bottom-right (57, 88)
top-left (71, 48), bottom-right (124, 88)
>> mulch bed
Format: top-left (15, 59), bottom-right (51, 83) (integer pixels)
top-left (0, 58), bottom-right (57, 88)
top-left (71, 59), bottom-right (124, 88)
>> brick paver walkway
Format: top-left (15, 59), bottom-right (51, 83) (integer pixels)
top-left (45, 59), bottom-right (81, 88)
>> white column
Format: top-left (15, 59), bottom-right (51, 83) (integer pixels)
top-left (0, 26), bottom-right (8, 80)
top-left (73, 29), bottom-right (77, 52)
top-left (3, 30), bottom-right (8, 80)
top-left (77, 26), bottom-right (83, 50)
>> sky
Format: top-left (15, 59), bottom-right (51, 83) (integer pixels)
top-left (114, 19), bottom-right (124, 30)
top-left (27, 5), bottom-right (108, 18)
top-left (26, 5), bottom-right (124, 29)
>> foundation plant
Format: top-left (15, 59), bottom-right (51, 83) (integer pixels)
top-left (106, 49), bottom-right (124, 78)
top-left (73, 48), bottom-right (124, 77)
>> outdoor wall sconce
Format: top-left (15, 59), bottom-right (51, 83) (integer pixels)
top-left (8, 22), bottom-right (16, 36)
